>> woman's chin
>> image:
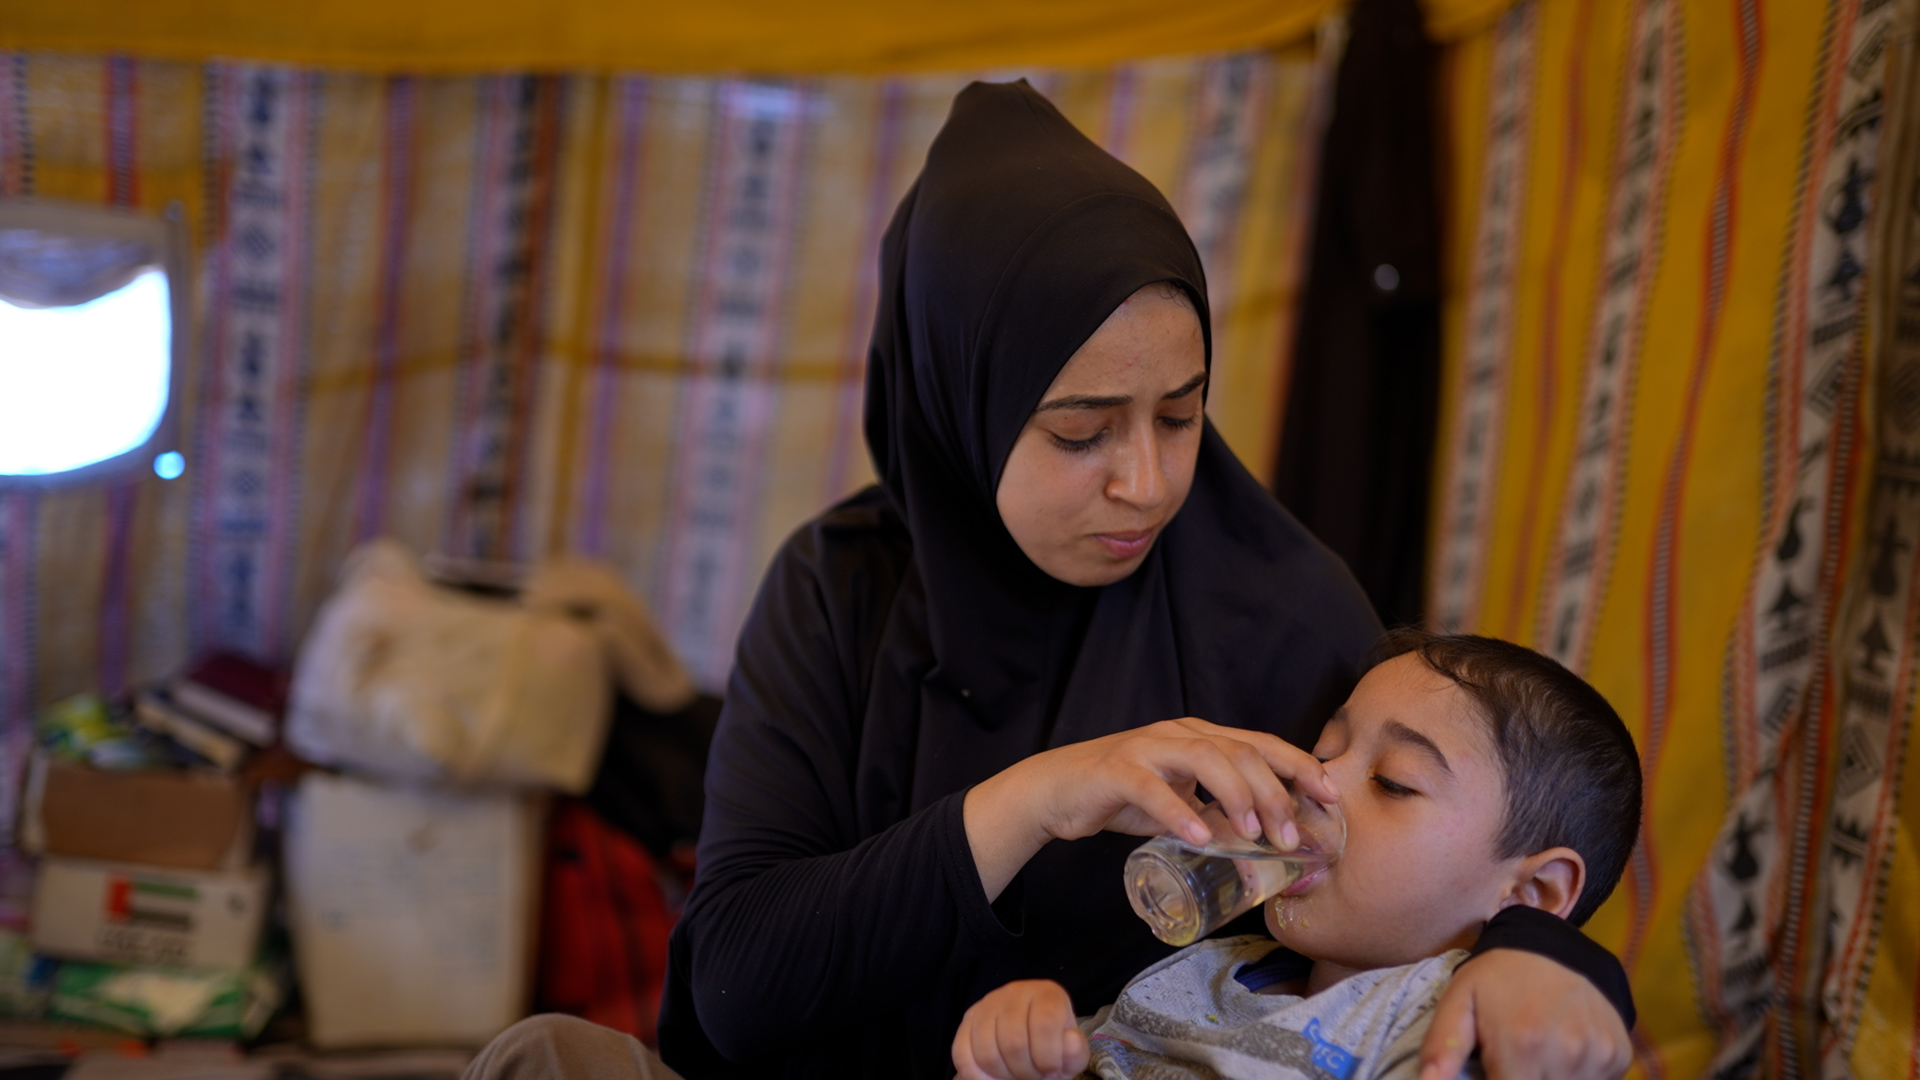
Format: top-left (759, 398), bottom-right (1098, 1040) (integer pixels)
top-left (1045, 552), bottom-right (1149, 587)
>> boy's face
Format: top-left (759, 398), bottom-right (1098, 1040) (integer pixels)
top-left (1265, 653), bottom-right (1521, 970)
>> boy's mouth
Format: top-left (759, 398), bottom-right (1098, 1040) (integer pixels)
top-left (1280, 864), bottom-right (1329, 897)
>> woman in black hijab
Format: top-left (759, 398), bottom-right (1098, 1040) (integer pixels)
top-left (649, 81), bottom-right (1632, 1079)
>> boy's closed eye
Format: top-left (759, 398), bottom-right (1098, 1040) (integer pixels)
top-left (1369, 773), bottom-right (1419, 798)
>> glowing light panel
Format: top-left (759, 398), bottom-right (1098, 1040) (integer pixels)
top-left (0, 269), bottom-right (171, 476)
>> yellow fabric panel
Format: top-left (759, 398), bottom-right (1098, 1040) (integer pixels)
top-left (1425, 0), bottom-right (1534, 41)
top-left (1434, 0), bottom-right (1919, 1073)
top-left (1851, 805), bottom-right (1920, 1071)
top-left (0, 0), bottom-right (1544, 75)
top-left (1472, 0), bottom-right (1607, 648)
top-left (0, 0), bottom-right (1344, 75)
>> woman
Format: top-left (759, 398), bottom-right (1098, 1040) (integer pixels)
top-left (651, 81), bottom-right (1631, 1078)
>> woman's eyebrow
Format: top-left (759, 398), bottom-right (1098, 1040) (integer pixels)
top-left (1035, 392), bottom-right (1129, 412)
top-left (1034, 373), bottom-right (1209, 413)
top-left (1163, 372), bottom-right (1208, 400)
top-left (1381, 719), bottom-right (1453, 774)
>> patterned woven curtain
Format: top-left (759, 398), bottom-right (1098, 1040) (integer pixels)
top-left (0, 49), bottom-right (1327, 714)
top-left (1431, 0), bottom-right (1920, 1074)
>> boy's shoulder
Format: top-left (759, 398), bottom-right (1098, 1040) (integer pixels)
top-left (1085, 939), bottom-right (1470, 1080)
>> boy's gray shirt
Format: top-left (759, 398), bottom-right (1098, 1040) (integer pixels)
top-left (1079, 936), bottom-right (1476, 1080)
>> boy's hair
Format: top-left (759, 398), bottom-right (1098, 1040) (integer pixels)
top-left (1372, 629), bottom-right (1641, 926)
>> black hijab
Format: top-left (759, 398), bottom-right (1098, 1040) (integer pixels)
top-left (863, 80), bottom-right (1378, 812)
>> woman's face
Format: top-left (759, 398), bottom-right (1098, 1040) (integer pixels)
top-left (995, 285), bottom-right (1207, 586)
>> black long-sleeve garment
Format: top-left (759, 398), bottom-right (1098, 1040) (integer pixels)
top-left (657, 81), bottom-right (1628, 1078)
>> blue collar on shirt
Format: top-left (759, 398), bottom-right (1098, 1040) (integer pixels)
top-left (1232, 945), bottom-right (1314, 993)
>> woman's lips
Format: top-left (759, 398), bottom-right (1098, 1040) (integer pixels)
top-left (1094, 528), bottom-right (1157, 559)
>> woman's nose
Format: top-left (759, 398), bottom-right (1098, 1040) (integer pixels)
top-left (1106, 424), bottom-right (1166, 509)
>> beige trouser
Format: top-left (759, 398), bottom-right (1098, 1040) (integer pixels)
top-left (462, 1015), bottom-right (688, 1080)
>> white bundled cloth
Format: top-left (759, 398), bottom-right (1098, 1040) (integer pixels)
top-left (520, 558), bottom-right (698, 715)
top-left (288, 540), bottom-right (695, 793)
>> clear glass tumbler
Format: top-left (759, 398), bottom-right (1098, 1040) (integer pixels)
top-left (1124, 792), bottom-right (1344, 947)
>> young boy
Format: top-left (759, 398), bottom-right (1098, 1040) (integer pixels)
top-left (952, 631), bottom-right (1642, 1080)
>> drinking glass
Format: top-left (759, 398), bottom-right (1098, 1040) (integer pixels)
top-left (1124, 791), bottom-right (1344, 946)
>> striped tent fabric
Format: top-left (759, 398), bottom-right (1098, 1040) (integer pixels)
top-left (1431, 0), bottom-right (1920, 1074)
top-left (0, 49), bottom-right (1329, 763)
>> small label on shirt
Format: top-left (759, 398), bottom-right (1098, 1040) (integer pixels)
top-left (1304, 1018), bottom-right (1359, 1080)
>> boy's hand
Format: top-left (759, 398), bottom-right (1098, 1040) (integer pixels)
top-left (953, 979), bottom-right (1090, 1080)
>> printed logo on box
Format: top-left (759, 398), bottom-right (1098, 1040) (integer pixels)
top-left (106, 877), bottom-right (198, 931)
top-left (95, 875), bottom-right (198, 965)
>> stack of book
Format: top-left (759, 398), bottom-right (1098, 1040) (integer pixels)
top-left (128, 653), bottom-right (287, 774)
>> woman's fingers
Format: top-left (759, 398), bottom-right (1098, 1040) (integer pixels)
top-left (1416, 974), bottom-right (1478, 1080)
top-left (1030, 728), bottom-right (1264, 844)
top-left (1125, 724), bottom-right (1306, 848)
top-left (1001, 716), bottom-right (1340, 864)
top-left (1170, 717), bottom-right (1340, 805)
top-left (1160, 737), bottom-right (1280, 845)
top-left (1164, 718), bottom-right (1339, 849)
top-left (1103, 742), bottom-right (1282, 846)
top-left (1424, 950), bottom-right (1632, 1080)
top-left (1110, 758), bottom-right (1228, 846)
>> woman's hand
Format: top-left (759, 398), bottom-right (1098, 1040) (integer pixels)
top-left (1418, 949), bottom-right (1632, 1080)
top-left (953, 980), bottom-right (1089, 1080)
top-left (963, 717), bottom-right (1339, 900)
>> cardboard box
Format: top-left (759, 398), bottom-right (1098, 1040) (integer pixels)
top-left (286, 774), bottom-right (540, 1048)
top-left (22, 760), bottom-right (253, 872)
top-left (30, 857), bottom-right (267, 971)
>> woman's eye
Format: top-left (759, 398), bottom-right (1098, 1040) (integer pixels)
top-left (1159, 413), bottom-right (1199, 432)
top-left (1370, 773), bottom-right (1416, 798)
top-left (1050, 430), bottom-right (1107, 453)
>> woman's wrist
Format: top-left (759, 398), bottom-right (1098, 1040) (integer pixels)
top-left (962, 763), bottom-right (1056, 902)
top-left (1468, 906), bottom-right (1635, 1028)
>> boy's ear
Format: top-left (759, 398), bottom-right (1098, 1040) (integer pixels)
top-left (1498, 847), bottom-right (1587, 921)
